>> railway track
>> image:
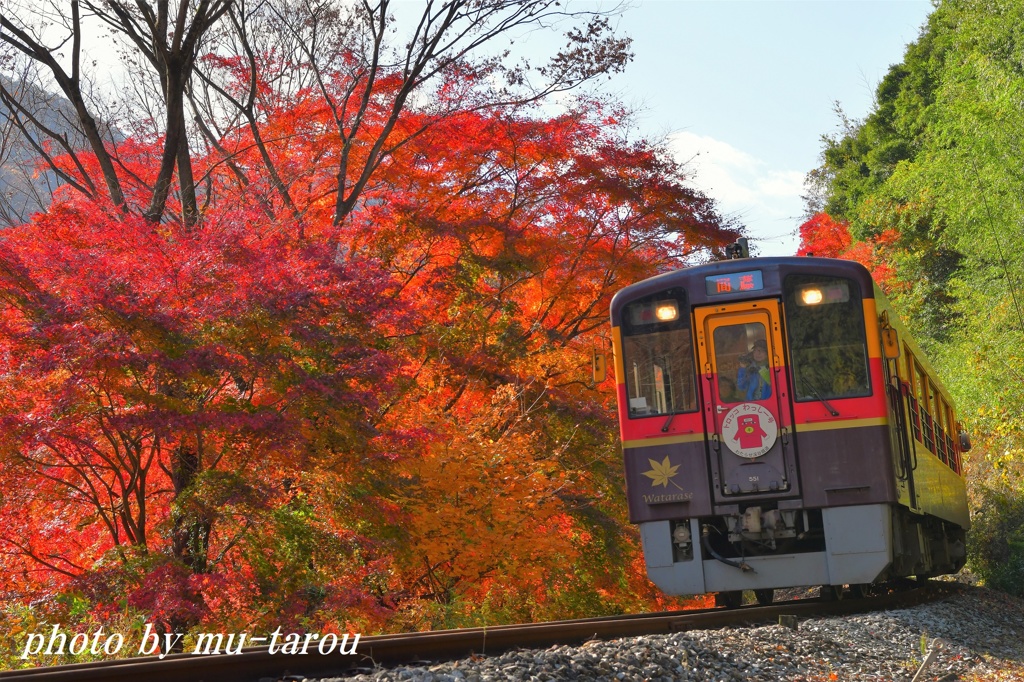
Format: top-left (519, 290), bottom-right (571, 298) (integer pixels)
top-left (0, 582), bottom-right (957, 682)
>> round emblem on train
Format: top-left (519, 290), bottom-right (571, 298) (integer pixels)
top-left (721, 403), bottom-right (777, 459)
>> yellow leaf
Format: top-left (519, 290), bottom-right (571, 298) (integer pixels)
top-left (642, 457), bottom-right (679, 488)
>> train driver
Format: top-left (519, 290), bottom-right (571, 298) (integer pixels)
top-left (737, 339), bottom-right (772, 401)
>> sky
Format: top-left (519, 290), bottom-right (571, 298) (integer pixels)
top-left (598, 0), bottom-right (934, 256)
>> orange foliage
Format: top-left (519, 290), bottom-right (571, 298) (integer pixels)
top-left (797, 212), bottom-right (900, 290)
top-left (0, 63), bottom-right (738, 639)
top-left (796, 213), bottom-right (852, 258)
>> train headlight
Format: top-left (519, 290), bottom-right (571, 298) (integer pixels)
top-left (655, 301), bottom-right (679, 322)
top-left (800, 287), bottom-right (824, 305)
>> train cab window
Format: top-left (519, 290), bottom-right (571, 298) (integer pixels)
top-left (713, 322), bottom-right (770, 402)
top-left (783, 275), bottom-right (870, 402)
top-left (621, 290), bottom-right (698, 418)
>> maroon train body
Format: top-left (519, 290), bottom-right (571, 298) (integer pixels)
top-left (609, 255), bottom-right (969, 604)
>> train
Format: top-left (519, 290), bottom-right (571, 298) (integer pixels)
top-left (608, 249), bottom-right (970, 606)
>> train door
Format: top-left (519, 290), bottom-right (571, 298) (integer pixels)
top-left (881, 321), bottom-right (919, 513)
top-left (695, 300), bottom-right (799, 502)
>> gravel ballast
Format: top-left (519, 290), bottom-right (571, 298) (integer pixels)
top-left (320, 584), bottom-right (1024, 682)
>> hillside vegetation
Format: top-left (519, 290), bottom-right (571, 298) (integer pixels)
top-left (803, 0), bottom-right (1024, 594)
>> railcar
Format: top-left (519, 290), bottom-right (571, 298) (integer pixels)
top-left (609, 251), bottom-right (970, 606)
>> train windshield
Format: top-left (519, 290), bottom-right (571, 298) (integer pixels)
top-left (621, 289), bottom-right (697, 418)
top-left (784, 274), bottom-right (870, 401)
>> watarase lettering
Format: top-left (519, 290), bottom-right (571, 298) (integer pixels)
top-left (643, 492), bottom-right (693, 504)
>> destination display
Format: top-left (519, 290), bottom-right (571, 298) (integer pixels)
top-left (705, 270), bottom-right (764, 296)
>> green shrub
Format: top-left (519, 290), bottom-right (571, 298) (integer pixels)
top-left (967, 486), bottom-right (1024, 597)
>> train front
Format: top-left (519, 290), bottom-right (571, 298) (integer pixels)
top-left (610, 257), bottom-right (900, 601)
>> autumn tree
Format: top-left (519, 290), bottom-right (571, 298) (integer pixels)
top-left (0, 2), bottom-right (739, 646)
top-left (192, 0), bottom-right (632, 228)
top-left (796, 212), bottom-right (897, 289)
top-left (0, 87), bottom-right (736, 641)
top-left (0, 199), bottom-right (414, 632)
top-left (337, 102), bottom-right (735, 623)
top-left (0, 0), bottom-right (637, 608)
top-left (1, 0), bottom-right (632, 227)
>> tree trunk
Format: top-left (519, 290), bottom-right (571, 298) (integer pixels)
top-left (170, 444), bottom-right (211, 573)
top-left (146, 62), bottom-right (199, 227)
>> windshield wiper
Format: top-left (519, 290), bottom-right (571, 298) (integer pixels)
top-left (802, 379), bottom-right (840, 416)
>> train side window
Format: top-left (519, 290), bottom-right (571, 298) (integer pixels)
top-left (948, 406), bottom-right (962, 473)
top-left (944, 401), bottom-right (958, 470)
top-left (621, 290), bottom-right (698, 418)
top-left (936, 396), bottom-right (948, 464)
top-left (905, 349), bottom-right (922, 441)
top-left (917, 366), bottom-right (935, 451)
top-left (915, 364), bottom-right (928, 407)
top-left (903, 344), bottom-right (915, 387)
top-left (784, 275), bottom-right (870, 402)
top-left (929, 385), bottom-right (938, 454)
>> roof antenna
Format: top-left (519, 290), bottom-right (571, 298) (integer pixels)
top-left (725, 237), bottom-right (750, 259)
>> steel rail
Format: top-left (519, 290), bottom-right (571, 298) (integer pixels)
top-left (0, 582), bottom-right (958, 682)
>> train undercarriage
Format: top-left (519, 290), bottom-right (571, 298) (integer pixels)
top-left (642, 501), bottom-right (966, 606)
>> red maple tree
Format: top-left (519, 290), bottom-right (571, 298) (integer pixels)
top-left (797, 212), bottom-right (898, 289)
top-left (0, 64), bottom-right (737, 643)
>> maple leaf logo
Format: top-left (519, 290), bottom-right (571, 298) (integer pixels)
top-left (642, 456), bottom-right (679, 488)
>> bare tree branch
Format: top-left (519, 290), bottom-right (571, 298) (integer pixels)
top-left (0, 3), bottom-right (128, 208)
